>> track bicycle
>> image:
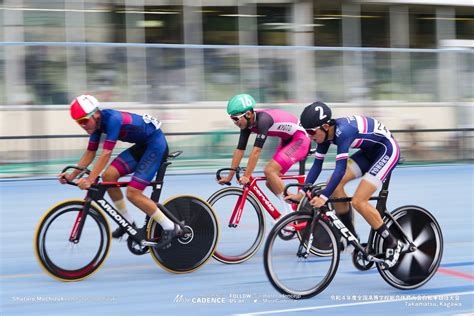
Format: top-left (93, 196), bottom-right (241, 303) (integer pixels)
top-left (263, 172), bottom-right (443, 299)
top-left (208, 166), bottom-right (306, 264)
top-left (35, 151), bottom-right (219, 281)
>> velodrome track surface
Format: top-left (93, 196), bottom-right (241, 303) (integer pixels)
top-left (1, 165), bottom-right (473, 315)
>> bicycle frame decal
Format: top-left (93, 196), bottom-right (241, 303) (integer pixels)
top-left (251, 185), bottom-right (280, 219)
top-left (69, 211), bottom-right (83, 242)
top-left (326, 210), bottom-right (358, 242)
top-left (97, 199), bottom-right (138, 235)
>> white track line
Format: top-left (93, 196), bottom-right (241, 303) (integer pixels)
top-left (234, 291), bottom-right (474, 315)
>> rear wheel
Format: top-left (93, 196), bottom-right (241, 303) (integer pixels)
top-left (35, 200), bottom-right (111, 281)
top-left (375, 205), bottom-right (443, 290)
top-left (208, 187), bottom-right (265, 264)
top-left (148, 195), bottom-right (219, 273)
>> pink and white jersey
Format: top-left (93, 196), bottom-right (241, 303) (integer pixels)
top-left (237, 109), bottom-right (307, 150)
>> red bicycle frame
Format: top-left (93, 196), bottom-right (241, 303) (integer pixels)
top-left (227, 174), bottom-right (306, 227)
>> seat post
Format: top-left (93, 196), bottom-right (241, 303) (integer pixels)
top-left (150, 161), bottom-right (171, 203)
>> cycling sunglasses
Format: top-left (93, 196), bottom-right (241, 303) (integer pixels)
top-left (230, 112), bottom-right (246, 122)
top-left (305, 127), bottom-right (320, 136)
top-left (76, 114), bottom-right (95, 125)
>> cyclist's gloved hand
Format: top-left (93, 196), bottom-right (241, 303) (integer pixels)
top-left (58, 172), bottom-right (74, 184)
top-left (76, 177), bottom-right (92, 190)
top-left (309, 190), bottom-right (328, 208)
top-left (238, 176), bottom-right (250, 185)
top-left (284, 192), bottom-right (304, 203)
top-left (217, 173), bottom-right (233, 185)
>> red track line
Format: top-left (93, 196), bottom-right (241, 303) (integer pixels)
top-left (437, 267), bottom-right (474, 280)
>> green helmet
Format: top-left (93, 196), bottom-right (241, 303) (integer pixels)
top-left (227, 94), bottom-right (256, 115)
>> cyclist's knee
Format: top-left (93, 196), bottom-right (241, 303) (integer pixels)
top-left (264, 166), bottom-right (273, 177)
top-left (126, 186), bottom-right (144, 202)
top-left (102, 167), bottom-right (120, 182)
top-left (332, 185), bottom-right (346, 198)
top-left (351, 196), bottom-right (368, 212)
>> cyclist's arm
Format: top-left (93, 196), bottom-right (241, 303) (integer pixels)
top-left (304, 143), bottom-right (330, 187)
top-left (228, 149), bottom-right (245, 176)
top-left (319, 137), bottom-right (353, 202)
top-left (88, 112), bottom-right (121, 182)
top-left (226, 129), bottom-right (252, 176)
top-left (89, 149), bottom-right (113, 182)
top-left (243, 147), bottom-right (262, 178)
top-left (69, 131), bottom-right (100, 177)
top-left (244, 116), bottom-right (271, 177)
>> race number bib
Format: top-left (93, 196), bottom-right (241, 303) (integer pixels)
top-left (142, 114), bottom-right (162, 129)
top-left (373, 119), bottom-right (391, 138)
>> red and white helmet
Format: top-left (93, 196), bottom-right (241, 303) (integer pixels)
top-left (70, 94), bottom-right (100, 121)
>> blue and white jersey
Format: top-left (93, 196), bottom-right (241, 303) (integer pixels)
top-left (306, 116), bottom-right (400, 200)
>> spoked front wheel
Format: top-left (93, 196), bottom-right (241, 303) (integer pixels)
top-left (148, 195), bottom-right (219, 273)
top-left (376, 205), bottom-right (443, 290)
top-left (264, 212), bottom-right (340, 299)
top-left (207, 187), bottom-right (265, 264)
top-left (35, 200), bottom-right (111, 281)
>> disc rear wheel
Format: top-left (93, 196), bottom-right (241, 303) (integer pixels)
top-left (376, 205), bottom-right (443, 290)
top-left (148, 195), bottom-right (219, 273)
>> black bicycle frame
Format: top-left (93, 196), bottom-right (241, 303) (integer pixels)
top-left (69, 159), bottom-right (178, 244)
top-left (306, 173), bottom-right (414, 259)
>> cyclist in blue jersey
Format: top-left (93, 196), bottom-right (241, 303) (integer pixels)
top-left (58, 95), bottom-right (180, 248)
top-left (286, 101), bottom-right (402, 269)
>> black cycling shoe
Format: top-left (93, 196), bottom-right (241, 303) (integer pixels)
top-left (157, 224), bottom-right (183, 250)
top-left (112, 222), bottom-right (136, 239)
top-left (381, 240), bottom-right (403, 269)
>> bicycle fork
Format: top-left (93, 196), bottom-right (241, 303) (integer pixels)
top-left (69, 198), bottom-right (93, 243)
top-left (297, 211), bottom-right (319, 258)
top-left (228, 187), bottom-right (249, 228)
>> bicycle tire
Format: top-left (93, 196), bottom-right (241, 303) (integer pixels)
top-left (208, 187), bottom-right (265, 264)
top-left (296, 194), bottom-right (337, 257)
top-left (375, 205), bottom-right (443, 290)
top-left (264, 211), bottom-right (340, 299)
top-left (148, 195), bottom-right (219, 273)
top-left (34, 200), bottom-right (111, 281)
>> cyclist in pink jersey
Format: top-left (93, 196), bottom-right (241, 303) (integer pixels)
top-left (218, 94), bottom-right (310, 216)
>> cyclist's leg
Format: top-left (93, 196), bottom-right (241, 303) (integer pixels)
top-left (330, 166), bottom-right (357, 215)
top-left (268, 132), bottom-right (311, 215)
top-left (332, 150), bottom-right (371, 218)
top-left (107, 145), bottom-right (143, 237)
top-left (353, 138), bottom-right (401, 267)
top-left (126, 133), bottom-right (168, 218)
top-left (125, 131), bottom-right (179, 247)
top-left (352, 180), bottom-right (382, 229)
top-left (264, 160), bottom-right (291, 214)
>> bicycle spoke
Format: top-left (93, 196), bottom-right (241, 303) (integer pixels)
top-left (264, 213), bottom-right (340, 299)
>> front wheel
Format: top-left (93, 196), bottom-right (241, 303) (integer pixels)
top-left (34, 200), bottom-right (111, 281)
top-left (296, 192), bottom-right (337, 257)
top-left (207, 187), bottom-right (265, 264)
top-left (375, 205), bottom-right (443, 290)
top-left (264, 212), bottom-right (340, 299)
top-left (148, 195), bottom-right (219, 273)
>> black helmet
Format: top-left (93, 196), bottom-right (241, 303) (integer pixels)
top-left (299, 101), bottom-right (333, 129)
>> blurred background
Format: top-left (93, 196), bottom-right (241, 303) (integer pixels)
top-left (0, 0), bottom-right (473, 177)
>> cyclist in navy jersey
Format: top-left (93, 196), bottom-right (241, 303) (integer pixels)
top-left (58, 95), bottom-right (180, 248)
top-left (286, 101), bottom-right (402, 269)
